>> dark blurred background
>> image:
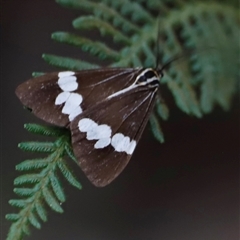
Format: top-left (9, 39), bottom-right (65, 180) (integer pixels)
top-left (1, 1), bottom-right (239, 240)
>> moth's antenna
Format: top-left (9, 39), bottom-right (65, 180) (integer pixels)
top-left (157, 47), bottom-right (216, 75)
top-left (155, 17), bottom-right (161, 69)
top-left (157, 54), bottom-right (186, 74)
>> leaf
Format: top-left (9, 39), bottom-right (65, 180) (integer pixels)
top-left (14, 188), bottom-right (37, 197)
top-left (149, 114), bottom-right (165, 143)
top-left (6, 214), bottom-right (20, 221)
top-left (9, 199), bottom-right (27, 208)
top-left (32, 72), bottom-right (45, 77)
top-left (42, 54), bottom-right (99, 70)
top-left (73, 16), bottom-right (131, 44)
top-left (24, 123), bottom-right (65, 137)
top-left (52, 32), bottom-right (120, 60)
top-left (64, 144), bottom-right (77, 163)
top-left (28, 212), bottom-right (41, 229)
top-left (22, 223), bottom-right (31, 236)
top-left (35, 202), bottom-right (48, 222)
top-left (42, 188), bottom-right (64, 213)
top-left (155, 96), bottom-right (169, 121)
top-left (14, 174), bottom-right (42, 185)
top-left (57, 0), bottom-right (141, 33)
top-left (57, 160), bottom-right (82, 189)
top-left (14, 173), bottom-right (42, 185)
top-left (49, 173), bottom-right (66, 202)
top-left (18, 142), bottom-right (56, 153)
top-left (16, 159), bottom-right (49, 171)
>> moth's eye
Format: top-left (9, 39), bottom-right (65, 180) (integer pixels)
top-left (137, 75), bottom-right (146, 83)
top-left (144, 70), bottom-right (157, 79)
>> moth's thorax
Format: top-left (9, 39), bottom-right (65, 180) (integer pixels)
top-left (135, 68), bottom-right (160, 88)
top-left (107, 68), bottom-right (160, 99)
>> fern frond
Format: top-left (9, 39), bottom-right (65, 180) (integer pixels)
top-left (32, 72), bottom-right (45, 77)
top-left (28, 212), bottom-right (41, 229)
top-left (18, 142), bottom-right (55, 153)
top-left (13, 187), bottom-right (38, 197)
top-left (7, 126), bottom-right (81, 240)
top-left (16, 159), bottom-right (49, 171)
top-left (163, 73), bottom-right (192, 115)
top-left (49, 173), bottom-right (66, 202)
top-left (14, 174), bottom-right (42, 185)
top-left (42, 187), bottom-right (64, 213)
top-left (57, 159), bottom-right (82, 189)
top-left (149, 114), bottom-right (165, 143)
top-left (6, 214), bottom-right (21, 222)
top-left (98, 0), bottom-right (154, 23)
top-left (49, 1), bottom-right (239, 132)
top-left (22, 224), bottom-right (30, 236)
top-left (52, 32), bottom-right (120, 60)
top-left (57, 0), bottom-right (141, 33)
top-left (42, 54), bottom-right (99, 70)
top-left (134, 0), bottom-right (166, 11)
top-left (8, 200), bottom-right (27, 209)
top-left (35, 201), bottom-right (48, 222)
top-left (73, 16), bottom-right (131, 44)
top-left (155, 96), bottom-right (169, 121)
top-left (53, 1), bottom-right (238, 124)
top-left (24, 123), bottom-right (64, 137)
top-left (64, 144), bottom-right (77, 162)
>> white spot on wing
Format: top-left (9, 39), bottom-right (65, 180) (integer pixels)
top-left (78, 118), bottom-right (112, 148)
top-left (86, 124), bottom-right (112, 140)
top-left (78, 118), bottom-right (98, 132)
top-left (111, 133), bottom-right (124, 152)
top-left (55, 91), bottom-right (70, 105)
top-left (55, 72), bottom-right (83, 121)
top-left (62, 93), bottom-right (82, 114)
top-left (58, 71), bottom-right (75, 78)
top-left (58, 76), bottom-right (76, 85)
top-left (94, 138), bottom-right (111, 149)
top-left (78, 118), bottom-right (136, 154)
top-left (58, 76), bottom-right (78, 91)
top-left (126, 140), bottom-right (136, 154)
top-left (68, 106), bottom-right (82, 121)
top-left (111, 133), bottom-right (136, 154)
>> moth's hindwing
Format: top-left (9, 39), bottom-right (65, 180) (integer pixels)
top-left (70, 85), bottom-right (158, 187)
top-left (16, 68), bottom-right (142, 127)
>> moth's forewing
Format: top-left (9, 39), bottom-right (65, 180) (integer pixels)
top-left (16, 72), bottom-right (68, 125)
top-left (70, 86), bottom-right (158, 187)
top-left (15, 68), bottom-right (142, 127)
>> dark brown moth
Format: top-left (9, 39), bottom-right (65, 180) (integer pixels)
top-left (16, 67), bottom-right (163, 187)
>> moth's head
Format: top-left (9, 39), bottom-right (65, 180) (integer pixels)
top-left (135, 68), bottom-right (160, 88)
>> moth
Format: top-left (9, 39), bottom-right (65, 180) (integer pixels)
top-left (16, 66), bottom-right (164, 187)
